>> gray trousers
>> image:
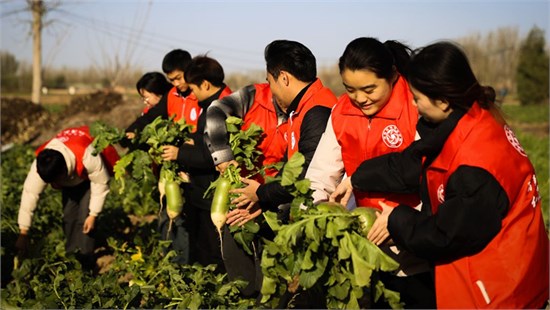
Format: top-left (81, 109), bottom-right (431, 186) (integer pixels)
top-left (62, 181), bottom-right (95, 256)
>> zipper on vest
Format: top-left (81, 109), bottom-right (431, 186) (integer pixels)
top-left (475, 280), bottom-right (491, 305)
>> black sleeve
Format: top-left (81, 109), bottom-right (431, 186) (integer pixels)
top-left (257, 106), bottom-right (331, 211)
top-left (350, 109), bottom-right (466, 194)
top-left (204, 85), bottom-right (255, 165)
top-left (176, 134), bottom-right (215, 170)
top-left (351, 141), bottom-right (423, 194)
top-left (388, 165), bottom-right (509, 262)
top-left (296, 106), bottom-right (331, 178)
top-left (125, 96), bottom-right (168, 134)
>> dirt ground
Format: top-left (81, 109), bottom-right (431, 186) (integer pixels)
top-left (1, 91), bottom-right (143, 149)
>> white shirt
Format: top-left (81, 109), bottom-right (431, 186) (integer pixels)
top-left (18, 139), bottom-right (111, 230)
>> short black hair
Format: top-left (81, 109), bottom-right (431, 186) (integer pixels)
top-left (36, 149), bottom-right (67, 183)
top-left (264, 40), bottom-right (317, 82)
top-left (184, 55), bottom-right (225, 87)
top-left (162, 49), bottom-right (192, 74)
top-left (136, 72), bottom-right (172, 96)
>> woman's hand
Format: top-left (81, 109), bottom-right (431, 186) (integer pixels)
top-left (367, 201), bottom-right (393, 245)
top-left (226, 203), bottom-right (262, 227)
top-left (329, 177), bottom-right (353, 206)
top-left (230, 178), bottom-right (260, 209)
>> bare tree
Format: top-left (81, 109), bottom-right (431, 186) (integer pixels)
top-left (2, 0), bottom-right (62, 103)
top-left (30, 0), bottom-right (44, 104)
top-left (458, 27), bottom-right (520, 98)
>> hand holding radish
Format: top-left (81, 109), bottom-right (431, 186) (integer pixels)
top-left (329, 177), bottom-right (353, 206)
top-left (367, 201), bottom-right (393, 245)
top-left (230, 178), bottom-right (260, 208)
top-left (216, 160), bottom-right (239, 174)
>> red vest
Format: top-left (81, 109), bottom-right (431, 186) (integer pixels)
top-left (36, 126), bottom-right (120, 178)
top-left (285, 79), bottom-right (337, 158)
top-left (242, 83), bottom-right (287, 179)
top-left (332, 76), bottom-right (419, 209)
top-left (426, 103), bottom-right (549, 308)
top-left (166, 87), bottom-right (199, 131)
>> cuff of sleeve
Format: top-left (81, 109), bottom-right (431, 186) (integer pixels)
top-left (89, 211), bottom-right (99, 217)
top-left (211, 149), bottom-right (235, 165)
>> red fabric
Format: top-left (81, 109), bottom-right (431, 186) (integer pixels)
top-left (332, 76), bottom-right (419, 209)
top-left (242, 83), bottom-right (287, 180)
top-left (284, 79), bottom-right (337, 159)
top-left (166, 86), bottom-right (199, 130)
top-left (36, 126), bottom-right (120, 178)
top-left (426, 103), bottom-right (549, 308)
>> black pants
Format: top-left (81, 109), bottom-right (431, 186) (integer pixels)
top-left (222, 226), bottom-right (263, 298)
top-left (62, 181), bottom-right (96, 269)
top-left (158, 207), bottom-right (190, 264)
top-left (186, 205), bottom-right (225, 273)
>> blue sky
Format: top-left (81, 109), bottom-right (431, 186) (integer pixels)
top-left (1, 0), bottom-right (548, 74)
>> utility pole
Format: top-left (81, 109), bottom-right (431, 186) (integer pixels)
top-left (30, 0), bottom-right (44, 104)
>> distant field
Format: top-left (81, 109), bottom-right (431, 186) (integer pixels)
top-left (502, 103), bottom-right (549, 228)
top-left (2, 88), bottom-right (140, 106)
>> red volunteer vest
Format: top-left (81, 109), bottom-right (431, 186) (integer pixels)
top-left (166, 86), bottom-right (199, 131)
top-left (242, 83), bottom-right (287, 179)
top-left (285, 79), bottom-right (337, 158)
top-left (332, 76), bottom-right (419, 209)
top-left (36, 126), bottom-right (120, 178)
top-left (426, 103), bottom-right (549, 308)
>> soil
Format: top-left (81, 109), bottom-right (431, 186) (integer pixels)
top-left (1, 91), bottom-right (143, 148)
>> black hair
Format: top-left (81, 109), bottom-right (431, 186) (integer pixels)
top-left (135, 72), bottom-right (172, 96)
top-left (36, 149), bottom-right (67, 183)
top-left (162, 49), bottom-right (192, 74)
top-left (408, 41), bottom-right (496, 111)
top-left (264, 40), bottom-right (316, 82)
top-left (338, 37), bottom-right (412, 81)
top-left (184, 55), bottom-right (225, 87)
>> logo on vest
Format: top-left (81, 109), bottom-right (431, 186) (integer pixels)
top-left (291, 132), bottom-right (296, 150)
top-left (504, 125), bottom-right (527, 157)
top-left (437, 184), bottom-right (445, 203)
top-left (382, 125), bottom-right (403, 148)
top-left (190, 108), bottom-right (198, 121)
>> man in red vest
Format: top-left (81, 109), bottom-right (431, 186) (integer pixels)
top-left (16, 126), bottom-right (118, 270)
top-left (120, 49), bottom-right (196, 265)
top-left (225, 40), bottom-right (338, 307)
top-left (203, 82), bottom-right (288, 297)
top-left (123, 49), bottom-right (196, 143)
top-left (229, 40), bottom-right (337, 219)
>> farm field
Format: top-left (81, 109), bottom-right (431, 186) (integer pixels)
top-left (1, 92), bottom-right (548, 308)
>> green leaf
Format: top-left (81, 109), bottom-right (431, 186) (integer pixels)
top-left (263, 211), bottom-right (281, 232)
top-left (299, 255), bottom-right (328, 289)
top-left (280, 152), bottom-right (305, 187)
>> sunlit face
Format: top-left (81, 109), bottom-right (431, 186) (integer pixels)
top-left (188, 82), bottom-right (209, 101)
top-left (166, 69), bottom-right (188, 92)
top-left (266, 72), bottom-right (288, 111)
top-left (341, 69), bottom-right (394, 117)
top-left (139, 89), bottom-right (161, 109)
top-left (410, 86), bottom-right (452, 123)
